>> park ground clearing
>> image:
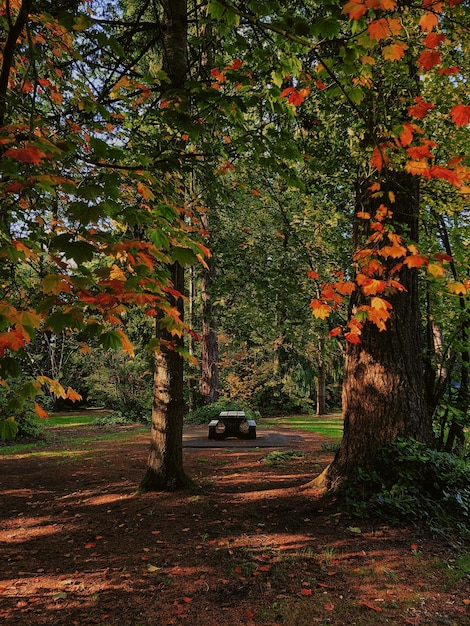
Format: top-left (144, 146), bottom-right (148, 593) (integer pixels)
top-left (1, 416), bottom-right (469, 625)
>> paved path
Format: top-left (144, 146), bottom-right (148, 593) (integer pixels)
top-left (183, 428), bottom-right (304, 449)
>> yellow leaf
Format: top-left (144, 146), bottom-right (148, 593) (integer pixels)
top-left (382, 42), bottom-right (408, 62)
top-left (447, 281), bottom-right (467, 295)
top-left (310, 299), bottom-right (332, 320)
top-left (427, 263), bottom-right (445, 277)
top-left (405, 160), bottom-right (430, 177)
top-left (116, 328), bottom-right (135, 357)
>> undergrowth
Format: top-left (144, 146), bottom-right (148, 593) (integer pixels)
top-left (184, 400), bottom-right (259, 425)
top-left (341, 438), bottom-right (470, 539)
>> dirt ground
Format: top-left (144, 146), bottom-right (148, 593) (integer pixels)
top-left (1, 421), bottom-right (469, 626)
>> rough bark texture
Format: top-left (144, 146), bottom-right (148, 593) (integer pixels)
top-left (200, 258), bottom-right (220, 405)
top-left (140, 0), bottom-right (190, 491)
top-left (316, 334), bottom-right (326, 415)
top-left (314, 173), bottom-right (433, 489)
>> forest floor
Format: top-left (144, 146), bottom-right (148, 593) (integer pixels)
top-left (1, 418), bottom-right (469, 626)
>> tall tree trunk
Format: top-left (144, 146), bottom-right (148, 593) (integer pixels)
top-left (316, 333), bottom-right (326, 415)
top-left (311, 173), bottom-right (433, 490)
top-left (200, 256), bottom-right (220, 405)
top-left (140, 0), bottom-right (191, 491)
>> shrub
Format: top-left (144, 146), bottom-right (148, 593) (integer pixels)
top-left (342, 438), bottom-right (470, 538)
top-left (184, 400), bottom-right (259, 425)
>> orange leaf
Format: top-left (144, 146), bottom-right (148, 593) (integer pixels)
top-left (356, 211), bottom-right (370, 219)
top-left (324, 602), bottom-right (334, 611)
top-left (404, 254), bottom-right (428, 269)
top-left (345, 331), bottom-right (362, 344)
top-left (301, 588), bottom-right (312, 596)
top-left (310, 299), bottom-right (332, 320)
top-left (66, 387), bottom-right (83, 403)
top-left (34, 402), bottom-right (49, 419)
top-left (342, 0), bottom-right (368, 20)
top-left (3, 146), bottom-right (47, 164)
top-left (307, 270), bottom-right (319, 280)
top-left (368, 18), bottom-right (389, 41)
top-left (382, 42), bottom-right (408, 61)
top-left (399, 123), bottom-right (414, 147)
top-left (405, 160), bottom-right (431, 177)
top-left (430, 165), bottom-right (462, 187)
top-left (419, 12), bottom-right (439, 31)
top-left (450, 104), bottom-right (470, 128)
top-left (434, 252), bottom-right (452, 262)
top-left (328, 327), bottom-right (342, 337)
top-left (336, 281), bottom-right (355, 295)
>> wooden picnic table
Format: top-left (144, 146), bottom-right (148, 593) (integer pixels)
top-left (208, 411), bottom-right (256, 440)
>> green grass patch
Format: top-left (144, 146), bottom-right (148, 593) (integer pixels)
top-left (45, 413), bottom-right (98, 427)
top-left (260, 414), bottom-right (343, 439)
top-left (261, 450), bottom-right (305, 466)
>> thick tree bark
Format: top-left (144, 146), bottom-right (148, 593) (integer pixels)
top-left (311, 172), bottom-right (433, 490)
top-left (316, 333), bottom-right (326, 415)
top-left (140, 0), bottom-right (191, 491)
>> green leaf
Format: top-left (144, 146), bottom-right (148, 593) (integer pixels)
top-left (170, 247), bottom-right (197, 266)
top-left (0, 417), bottom-right (19, 442)
top-left (100, 330), bottom-right (123, 351)
top-left (0, 357), bottom-right (22, 378)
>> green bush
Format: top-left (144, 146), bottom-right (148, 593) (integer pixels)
top-left (342, 439), bottom-right (470, 538)
top-left (184, 400), bottom-right (259, 425)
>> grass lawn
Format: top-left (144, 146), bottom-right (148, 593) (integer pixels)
top-left (260, 413), bottom-right (343, 439)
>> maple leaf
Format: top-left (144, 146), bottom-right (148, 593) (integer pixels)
top-left (408, 96), bottom-right (435, 119)
top-left (328, 327), bottom-right (342, 337)
top-left (66, 387), bottom-right (83, 402)
top-left (405, 160), bottom-right (431, 177)
top-left (419, 12), bottom-right (439, 31)
top-left (447, 281), bottom-right (467, 295)
top-left (399, 123), bottom-right (414, 147)
top-left (307, 270), bottom-right (319, 280)
top-left (116, 328), bottom-right (135, 357)
top-left (34, 402), bottom-right (49, 419)
top-left (342, 0), bottom-right (368, 20)
top-left (372, 145), bottom-right (390, 171)
top-left (404, 254), bottom-right (428, 268)
top-left (434, 252), bottom-right (452, 263)
top-left (424, 32), bottom-right (446, 48)
top-left (3, 145), bottom-right (47, 163)
top-left (407, 144), bottom-right (434, 159)
top-left (382, 42), bottom-right (408, 61)
top-left (417, 49), bottom-right (441, 71)
top-left (427, 263), bottom-right (446, 277)
top-left (310, 299), bottom-right (332, 319)
top-left (430, 165), bottom-right (462, 187)
top-left (359, 277), bottom-right (387, 295)
top-left (368, 18), bottom-right (389, 41)
top-left (335, 281), bottom-right (355, 295)
top-left (450, 104), bottom-right (470, 128)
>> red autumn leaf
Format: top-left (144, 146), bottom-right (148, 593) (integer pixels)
top-left (437, 66), bottom-right (460, 75)
top-left (404, 254), bottom-right (428, 269)
top-left (368, 18), bottom-right (389, 41)
top-left (328, 327), bottom-right (342, 337)
top-left (450, 104), bottom-right (470, 128)
top-left (301, 588), bottom-right (312, 596)
top-left (307, 270), bottom-right (319, 280)
top-left (228, 58), bottom-right (242, 70)
top-left (417, 49), bottom-right (441, 71)
top-left (434, 252), bottom-right (452, 262)
top-left (430, 165), bottom-right (462, 187)
top-left (407, 144), bottom-right (434, 159)
top-left (324, 602), bottom-right (335, 611)
top-left (408, 96), bottom-right (435, 119)
top-left (3, 145), bottom-right (47, 164)
top-left (345, 331), bottom-right (362, 344)
top-left (424, 32), bottom-right (446, 48)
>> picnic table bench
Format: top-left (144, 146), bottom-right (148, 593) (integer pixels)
top-left (208, 411), bottom-right (256, 440)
